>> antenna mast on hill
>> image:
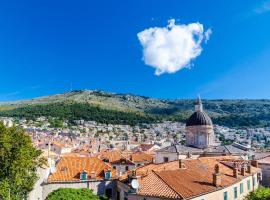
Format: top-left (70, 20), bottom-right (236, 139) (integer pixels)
top-left (70, 82), bottom-right (73, 92)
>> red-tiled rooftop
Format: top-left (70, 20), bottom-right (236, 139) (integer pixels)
top-left (130, 152), bottom-right (153, 163)
top-left (96, 149), bottom-right (122, 163)
top-left (257, 155), bottom-right (270, 164)
top-left (121, 157), bottom-right (261, 199)
top-left (48, 157), bottom-right (117, 182)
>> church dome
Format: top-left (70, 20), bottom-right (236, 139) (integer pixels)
top-left (186, 110), bottom-right (213, 126)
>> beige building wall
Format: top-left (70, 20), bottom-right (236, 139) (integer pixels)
top-left (155, 151), bottom-right (200, 164)
top-left (113, 164), bottom-right (136, 176)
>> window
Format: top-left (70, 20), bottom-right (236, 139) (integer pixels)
top-left (105, 171), bottom-right (111, 179)
top-left (113, 166), bottom-right (116, 169)
top-left (247, 179), bottom-right (251, 191)
top-left (223, 191), bottom-right (228, 200)
top-left (164, 157), bottom-right (169, 162)
top-left (234, 186), bottom-right (238, 199)
top-left (125, 166), bottom-right (129, 171)
top-left (80, 171), bottom-right (88, 180)
top-left (240, 182), bottom-right (244, 194)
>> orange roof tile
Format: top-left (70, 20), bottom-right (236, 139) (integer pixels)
top-left (48, 157), bottom-right (117, 182)
top-left (121, 157), bottom-right (261, 199)
top-left (130, 152), bottom-right (153, 163)
top-left (138, 171), bottom-right (181, 199)
top-left (52, 141), bottom-right (66, 148)
top-left (136, 144), bottom-right (156, 151)
top-left (258, 155), bottom-right (270, 164)
top-left (96, 149), bottom-right (122, 163)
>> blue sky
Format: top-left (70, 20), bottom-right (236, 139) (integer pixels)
top-left (0, 0), bottom-right (270, 101)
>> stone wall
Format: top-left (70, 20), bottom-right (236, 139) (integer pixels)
top-left (186, 125), bottom-right (214, 148)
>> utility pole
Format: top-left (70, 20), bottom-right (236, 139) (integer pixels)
top-left (70, 82), bottom-right (73, 92)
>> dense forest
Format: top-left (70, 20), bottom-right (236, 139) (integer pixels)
top-left (0, 90), bottom-right (270, 127)
top-left (0, 103), bottom-right (158, 126)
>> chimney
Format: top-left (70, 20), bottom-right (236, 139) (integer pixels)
top-left (233, 164), bottom-right (239, 179)
top-left (90, 171), bottom-right (96, 179)
top-left (251, 160), bottom-right (259, 168)
top-left (247, 163), bottom-right (252, 174)
top-left (179, 159), bottom-right (185, 169)
top-left (241, 165), bottom-right (246, 176)
top-left (187, 152), bottom-right (192, 159)
top-left (131, 170), bottom-right (136, 178)
top-left (213, 164), bottom-right (221, 187)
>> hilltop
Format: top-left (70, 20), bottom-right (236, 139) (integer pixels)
top-left (0, 90), bottom-right (270, 127)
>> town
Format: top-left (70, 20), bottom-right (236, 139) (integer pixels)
top-left (0, 1), bottom-right (269, 200)
top-left (1, 98), bottom-right (269, 200)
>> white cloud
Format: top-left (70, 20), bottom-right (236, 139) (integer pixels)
top-left (137, 19), bottom-right (211, 75)
top-left (254, 0), bottom-right (270, 14)
top-left (204, 28), bottom-right (212, 43)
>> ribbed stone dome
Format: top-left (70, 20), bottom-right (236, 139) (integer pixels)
top-left (186, 111), bottom-right (213, 126)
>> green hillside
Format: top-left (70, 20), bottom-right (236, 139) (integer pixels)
top-left (0, 90), bottom-right (270, 127)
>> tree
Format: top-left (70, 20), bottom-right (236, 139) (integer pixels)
top-left (0, 122), bottom-right (44, 199)
top-left (46, 188), bottom-right (108, 200)
top-left (245, 187), bottom-right (270, 200)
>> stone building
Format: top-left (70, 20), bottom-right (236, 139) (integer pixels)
top-left (257, 155), bottom-right (270, 187)
top-left (186, 97), bottom-right (214, 148)
top-left (155, 97), bottom-right (253, 163)
top-left (41, 157), bottom-right (118, 199)
top-left (117, 157), bottom-right (262, 200)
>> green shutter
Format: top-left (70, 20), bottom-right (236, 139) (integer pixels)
top-left (253, 176), bottom-right (256, 186)
top-left (223, 191), bottom-right (228, 200)
top-left (248, 179), bottom-right (251, 190)
top-left (240, 183), bottom-right (243, 194)
top-left (234, 187), bottom-right (238, 199)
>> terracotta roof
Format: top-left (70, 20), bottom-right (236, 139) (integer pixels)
top-left (121, 150), bottom-right (133, 158)
top-left (135, 144), bottom-right (156, 151)
top-left (52, 141), bottom-right (66, 148)
top-left (121, 157), bottom-right (261, 199)
top-left (139, 171), bottom-right (180, 199)
top-left (258, 155), bottom-right (270, 164)
top-left (110, 157), bottom-right (135, 165)
top-left (61, 152), bottom-right (91, 157)
top-left (96, 149), bottom-right (122, 163)
top-left (130, 152), bottom-right (153, 163)
top-left (48, 157), bottom-right (117, 182)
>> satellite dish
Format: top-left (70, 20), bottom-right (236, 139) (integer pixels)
top-left (131, 179), bottom-right (139, 189)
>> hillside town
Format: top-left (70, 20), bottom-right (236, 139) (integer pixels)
top-left (1, 98), bottom-right (270, 200)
